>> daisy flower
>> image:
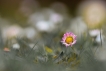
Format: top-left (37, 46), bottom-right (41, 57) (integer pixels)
top-left (61, 32), bottom-right (77, 47)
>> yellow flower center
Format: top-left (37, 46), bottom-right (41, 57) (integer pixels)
top-left (65, 37), bottom-right (73, 44)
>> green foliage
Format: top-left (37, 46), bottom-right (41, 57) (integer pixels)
top-left (0, 27), bottom-right (106, 71)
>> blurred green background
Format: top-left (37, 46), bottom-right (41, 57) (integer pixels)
top-left (0, 0), bottom-right (106, 71)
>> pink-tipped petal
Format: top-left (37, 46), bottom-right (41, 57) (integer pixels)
top-left (61, 32), bottom-right (77, 47)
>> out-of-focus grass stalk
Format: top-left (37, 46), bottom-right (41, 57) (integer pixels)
top-left (100, 28), bottom-right (102, 47)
